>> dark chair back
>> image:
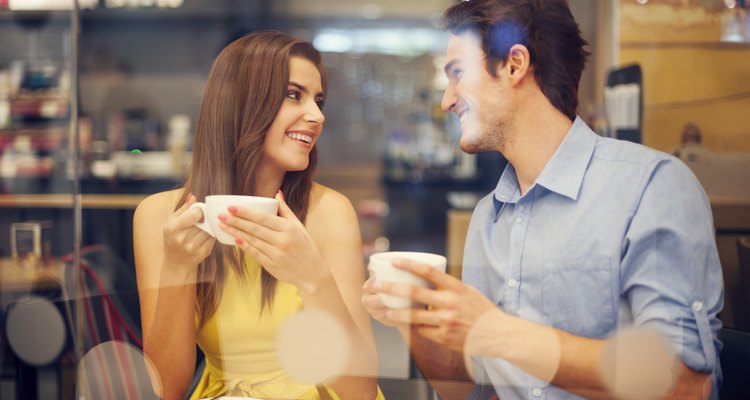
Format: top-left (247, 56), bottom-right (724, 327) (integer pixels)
top-left (737, 237), bottom-right (750, 328)
top-left (719, 327), bottom-right (750, 399)
top-left (70, 293), bottom-right (155, 400)
top-left (64, 244), bottom-right (141, 330)
top-left (61, 245), bottom-right (155, 399)
top-left (2, 245), bottom-right (150, 399)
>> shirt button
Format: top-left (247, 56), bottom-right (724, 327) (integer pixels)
top-left (532, 388), bottom-right (542, 397)
top-left (692, 301), bottom-right (704, 312)
top-left (515, 217), bottom-right (522, 223)
top-left (507, 278), bottom-right (518, 288)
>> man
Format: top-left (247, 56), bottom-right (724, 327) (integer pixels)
top-left (362, 0), bottom-right (723, 399)
top-left (672, 122), bottom-right (716, 164)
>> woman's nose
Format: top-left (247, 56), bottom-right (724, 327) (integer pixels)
top-left (305, 102), bottom-right (325, 124)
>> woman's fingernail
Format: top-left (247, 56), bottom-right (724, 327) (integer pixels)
top-left (235, 237), bottom-right (244, 245)
top-left (277, 190), bottom-right (285, 202)
top-left (228, 206), bottom-right (238, 214)
top-left (217, 214), bottom-right (227, 222)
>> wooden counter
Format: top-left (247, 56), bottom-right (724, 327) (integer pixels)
top-left (0, 194), bottom-right (147, 210)
top-left (710, 195), bottom-right (750, 235)
top-left (0, 258), bottom-right (64, 293)
top-left (446, 209), bottom-right (472, 279)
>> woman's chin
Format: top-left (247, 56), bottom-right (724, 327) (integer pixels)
top-left (285, 161), bottom-right (310, 172)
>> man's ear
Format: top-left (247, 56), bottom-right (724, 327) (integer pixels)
top-left (504, 44), bottom-right (531, 84)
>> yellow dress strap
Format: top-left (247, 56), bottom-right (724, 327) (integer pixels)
top-left (192, 380), bottom-right (385, 399)
top-left (311, 384), bottom-right (386, 400)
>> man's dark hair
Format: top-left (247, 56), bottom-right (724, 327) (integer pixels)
top-left (441, 0), bottom-right (589, 120)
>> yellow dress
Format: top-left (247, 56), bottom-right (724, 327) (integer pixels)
top-left (189, 257), bottom-right (384, 400)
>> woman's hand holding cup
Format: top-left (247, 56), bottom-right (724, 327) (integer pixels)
top-left (217, 191), bottom-right (330, 293)
top-left (189, 194), bottom-right (279, 245)
top-left (162, 194), bottom-right (217, 274)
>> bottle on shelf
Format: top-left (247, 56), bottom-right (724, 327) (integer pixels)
top-left (1, 135), bottom-right (39, 178)
top-left (167, 114), bottom-right (190, 177)
top-left (0, 70), bottom-right (9, 129)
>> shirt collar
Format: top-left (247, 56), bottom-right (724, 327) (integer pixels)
top-left (534, 116), bottom-right (597, 201)
top-left (492, 116), bottom-right (597, 211)
top-left (493, 162), bottom-right (519, 201)
top-left (491, 162), bottom-right (518, 218)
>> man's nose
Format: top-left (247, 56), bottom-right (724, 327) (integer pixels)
top-left (441, 85), bottom-right (457, 113)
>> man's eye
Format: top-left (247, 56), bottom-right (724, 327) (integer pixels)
top-left (452, 69), bottom-right (463, 80)
top-left (286, 90), bottom-right (301, 100)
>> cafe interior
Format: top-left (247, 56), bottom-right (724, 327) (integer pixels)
top-left (0, 0), bottom-right (749, 399)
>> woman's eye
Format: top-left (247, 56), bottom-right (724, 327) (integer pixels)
top-left (451, 69), bottom-right (463, 80)
top-left (286, 90), bottom-right (301, 100)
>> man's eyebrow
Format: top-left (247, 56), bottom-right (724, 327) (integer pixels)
top-left (444, 59), bottom-right (460, 76)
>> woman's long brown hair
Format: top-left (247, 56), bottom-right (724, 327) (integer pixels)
top-left (177, 32), bottom-right (327, 328)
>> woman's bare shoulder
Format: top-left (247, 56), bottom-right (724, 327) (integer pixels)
top-left (307, 184), bottom-right (361, 248)
top-left (310, 182), bottom-right (355, 215)
top-left (134, 188), bottom-right (184, 223)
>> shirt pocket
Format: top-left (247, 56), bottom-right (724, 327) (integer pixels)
top-left (541, 255), bottom-right (616, 338)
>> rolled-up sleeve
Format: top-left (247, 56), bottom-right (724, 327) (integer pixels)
top-left (620, 158), bottom-right (724, 374)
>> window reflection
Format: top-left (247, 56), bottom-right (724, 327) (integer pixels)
top-left (0, 0), bottom-right (747, 399)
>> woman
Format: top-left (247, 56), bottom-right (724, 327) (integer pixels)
top-left (133, 32), bottom-right (380, 400)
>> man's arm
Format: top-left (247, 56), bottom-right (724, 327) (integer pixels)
top-left (473, 310), bottom-right (711, 399)
top-left (399, 325), bottom-right (474, 399)
top-left (377, 260), bottom-right (713, 399)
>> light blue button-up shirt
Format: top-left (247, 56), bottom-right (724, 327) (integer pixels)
top-left (463, 117), bottom-right (724, 400)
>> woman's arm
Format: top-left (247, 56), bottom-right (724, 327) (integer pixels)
top-left (305, 187), bottom-right (379, 399)
top-left (133, 191), bottom-right (215, 399)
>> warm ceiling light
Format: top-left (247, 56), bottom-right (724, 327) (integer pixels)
top-left (8, 0), bottom-right (183, 10)
top-left (9, 0), bottom-right (97, 10)
top-left (106, 0), bottom-right (184, 8)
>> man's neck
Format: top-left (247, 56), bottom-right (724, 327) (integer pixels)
top-left (502, 101), bottom-right (574, 196)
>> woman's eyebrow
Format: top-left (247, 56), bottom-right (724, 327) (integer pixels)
top-left (289, 81), bottom-right (324, 97)
top-left (288, 81), bottom-right (308, 94)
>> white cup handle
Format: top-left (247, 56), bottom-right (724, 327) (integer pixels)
top-left (189, 202), bottom-right (214, 236)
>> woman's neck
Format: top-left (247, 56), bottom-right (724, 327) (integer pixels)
top-left (253, 163), bottom-right (285, 198)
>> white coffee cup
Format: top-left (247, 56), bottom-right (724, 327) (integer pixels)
top-left (189, 195), bottom-right (279, 245)
top-left (369, 251), bottom-right (447, 308)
